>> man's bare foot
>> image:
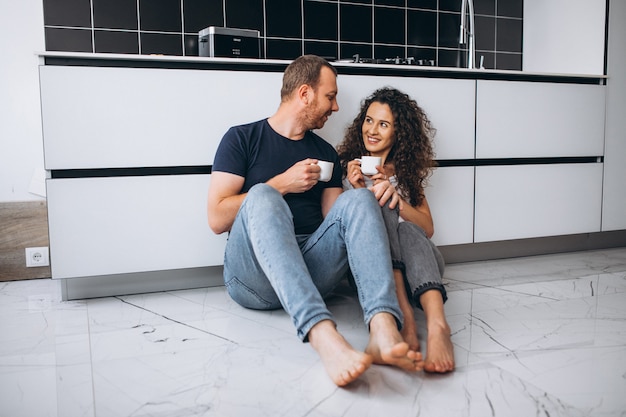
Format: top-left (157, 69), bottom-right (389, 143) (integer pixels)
top-left (365, 313), bottom-right (423, 372)
top-left (400, 302), bottom-right (420, 352)
top-left (401, 320), bottom-right (420, 352)
top-left (393, 269), bottom-right (420, 351)
top-left (308, 320), bottom-right (373, 386)
top-left (423, 322), bottom-right (455, 373)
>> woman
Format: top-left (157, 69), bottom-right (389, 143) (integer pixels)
top-left (337, 87), bottom-right (454, 373)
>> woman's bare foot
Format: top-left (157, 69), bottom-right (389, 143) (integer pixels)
top-left (419, 290), bottom-right (455, 373)
top-left (423, 321), bottom-right (455, 373)
top-left (308, 320), bottom-right (373, 386)
top-left (365, 313), bottom-right (423, 372)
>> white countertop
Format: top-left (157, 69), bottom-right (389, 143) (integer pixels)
top-left (37, 51), bottom-right (608, 81)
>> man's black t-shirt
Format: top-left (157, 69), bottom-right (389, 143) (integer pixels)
top-left (212, 119), bottom-right (343, 234)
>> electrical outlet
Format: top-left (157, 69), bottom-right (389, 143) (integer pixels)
top-left (25, 247), bottom-right (50, 267)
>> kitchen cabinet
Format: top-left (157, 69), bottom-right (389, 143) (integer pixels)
top-left (39, 66), bottom-right (283, 169)
top-left (476, 80), bottom-right (605, 158)
top-left (39, 53), bottom-right (615, 299)
top-left (47, 175), bottom-right (226, 278)
top-left (474, 80), bottom-right (606, 242)
top-left (426, 166), bottom-right (475, 246)
top-left (474, 163), bottom-right (603, 242)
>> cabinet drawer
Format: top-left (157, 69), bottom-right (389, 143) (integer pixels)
top-left (426, 166), bottom-right (475, 246)
top-left (476, 81), bottom-right (605, 158)
top-left (47, 174), bottom-right (227, 278)
top-left (474, 163), bottom-right (603, 242)
top-left (39, 66), bottom-right (282, 169)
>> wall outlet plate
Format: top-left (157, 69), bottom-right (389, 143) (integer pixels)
top-left (25, 247), bottom-right (50, 267)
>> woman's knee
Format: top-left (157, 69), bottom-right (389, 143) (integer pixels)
top-left (380, 201), bottom-right (400, 223)
top-left (399, 222), bottom-right (445, 273)
top-left (399, 221), bottom-right (428, 240)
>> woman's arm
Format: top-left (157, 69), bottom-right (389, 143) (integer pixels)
top-left (398, 195), bottom-right (434, 238)
top-left (370, 169), bottom-right (434, 238)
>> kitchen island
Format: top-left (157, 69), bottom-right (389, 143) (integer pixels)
top-left (37, 52), bottom-right (623, 300)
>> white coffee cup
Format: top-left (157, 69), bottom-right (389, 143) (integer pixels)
top-left (316, 160), bottom-right (334, 182)
top-left (355, 156), bottom-right (382, 175)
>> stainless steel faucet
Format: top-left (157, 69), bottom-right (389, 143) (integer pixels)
top-left (459, 0), bottom-right (476, 69)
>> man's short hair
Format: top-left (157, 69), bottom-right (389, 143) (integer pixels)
top-left (280, 55), bottom-right (337, 101)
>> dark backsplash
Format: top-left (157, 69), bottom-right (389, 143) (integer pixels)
top-left (42, 0), bottom-right (523, 70)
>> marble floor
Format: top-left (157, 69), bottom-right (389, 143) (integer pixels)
top-left (1, 247), bottom-right (626, 417)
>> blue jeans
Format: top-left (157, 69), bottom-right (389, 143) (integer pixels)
top-left (223, 184), bottom-right (402, 341)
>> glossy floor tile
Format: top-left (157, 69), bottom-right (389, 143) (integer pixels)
top-left (1, 248), bottom-right (625, 416)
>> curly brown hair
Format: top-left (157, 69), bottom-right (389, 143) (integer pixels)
top-left (336, 87), bottom-right (437, 207)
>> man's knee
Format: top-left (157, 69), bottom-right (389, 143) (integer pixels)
top-left (248, 183), bottom-right (280, 200)
top-left (340, 188), bottom-right (378, 209)
top-left (237, 184), bottom-right (292, 226)
top-left (246, 183), bottom-right (285, 208)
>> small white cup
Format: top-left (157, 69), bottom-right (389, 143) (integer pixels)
top-left (355, 156), bottom-right (382, 175)
top-left (316, 160), bottom-right (334, 182)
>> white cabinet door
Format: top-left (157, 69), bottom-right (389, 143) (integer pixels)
top-left (39, 66), bottom-right (282, 169)
top-left (317, 76), bottom-right (476, 160)
top-left (476, 80), bottom-right (605, 158)
top-left (474, 163), bottom-right (603, 242)
top-left (426, 166), bottom-right (475, 246)
top-left (47, 174), bottom-right (227, 279)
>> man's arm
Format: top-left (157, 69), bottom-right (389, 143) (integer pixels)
top-left (321, 187), bottom-right (342, 218)
top-left (207, 171), bottom-right (246, 234)
top-left (208, 159), bottom-right (326, 234)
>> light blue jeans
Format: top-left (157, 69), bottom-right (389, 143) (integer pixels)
top-left (223, 184), bottom-right (402, 341)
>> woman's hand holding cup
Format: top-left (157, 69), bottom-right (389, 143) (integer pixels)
top-left (347, 159), bottom-right (366, 188)
top-left (370, 165), bottom-right (389, 184)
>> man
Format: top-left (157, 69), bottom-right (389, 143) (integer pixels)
top-left (207, 55), bottom-right (422, 386)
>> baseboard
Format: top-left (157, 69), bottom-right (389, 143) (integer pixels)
top-left (59, 266), bottom-right (225, 301)
top-left (440, 230), bottom-right (626, 264)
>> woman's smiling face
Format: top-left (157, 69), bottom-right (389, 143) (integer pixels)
top-left (361, 101), bottom-right (396, 160)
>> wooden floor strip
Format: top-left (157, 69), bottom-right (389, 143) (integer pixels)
top-left (0, 201), bottom-right (51, 281)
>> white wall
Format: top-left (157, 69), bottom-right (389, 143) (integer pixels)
top-left (523, 0), bottom-right (606, 75)
top-left (0, 0), bottom-right (46, 202)
top-left (602, 0), bottom-right (626, 231)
